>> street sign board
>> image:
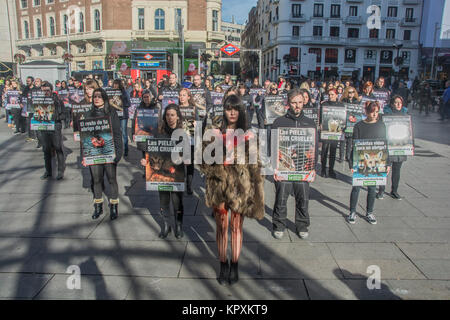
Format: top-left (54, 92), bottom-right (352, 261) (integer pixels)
top-left (220, 44), bottom-right (240, 57)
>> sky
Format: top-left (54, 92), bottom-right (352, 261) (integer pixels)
top-left (222, 0), bottom-right (258, 25)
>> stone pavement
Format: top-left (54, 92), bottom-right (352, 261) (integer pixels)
top-left (0, 110), bottom-right (449, 300)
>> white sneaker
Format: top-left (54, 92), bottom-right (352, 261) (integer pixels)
top-left (273, 231), bottom-right (284, 240)
top-left (366, 214), bottom-right (377, 225)
top-left (347, 212), bottom-right (357, 224)
top-left (298, 231), bottom-right (309, 239)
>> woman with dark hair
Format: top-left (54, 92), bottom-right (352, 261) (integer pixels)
top-left (84, 88), bottom-right (123, 221)
top-left (141, 104), bottom-right (186, 239)
top-left (377, 95), bottom-right (408, 200)
top-left (347, 101), bottom-right (390, 225)
top-left (320, 88), bottom-right (345, 179)
top-left (361, 81), bottom-right (375, 99)
top-left (61, 81), bottom-right (68, 90)
top-left (200, 94), bottom-right (264, 286)
top-left (112, 79), bottom-right (131, 157)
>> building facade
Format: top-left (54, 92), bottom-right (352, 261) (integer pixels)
top-left (13, 0), bottom-right (224, 77)
top-left (0, 0), bottom-right (18, 76)
top-left (243, 0), bottom-right (423, 82)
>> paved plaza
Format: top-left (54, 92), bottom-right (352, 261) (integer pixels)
top-left (0, 110), bottom-right (449, 300)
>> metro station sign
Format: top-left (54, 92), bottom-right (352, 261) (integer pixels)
top-left (220, 44), bottom-right (240, 56)
top-left (144, 54), bottom-right (154, 60)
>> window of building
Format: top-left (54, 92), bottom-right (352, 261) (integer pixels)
top-left (175, 8), bottom-right (182, 31)
top-left (345, 49), bottom-right (356, 63)
top-left (292, 4), bottom-right (301, 17)
top-left (349, 6), bottom-right (358, 17)
top-left (325, 48), bottom-right (338, 64)
top-left (331, 4), bottom-right (340, 18)
top-left (313, 26), bottom-right (322, 36)
top-left (138, 8), bottom-right (145, 30)
top-left (401, 51), bottom-right (411, 64)
top-left (330, 26), bottom-right (339, 37)
top-left (386, 29), bottom-right (396, 39)
top-left (79, 12), bottom-right (84, 33)
top-left (404, 30), bottom-right (411, 40)
top-left (309, 48), bottom-right (321, 63)
top-left (34, 0), bottom-right (40, 7)
top-left (155, 9), bottom-right (165, 30)
top-left (387, 7), bottom-right (398, 17)
top-left (290, 47), bottom-right (299, 59)
top-left (348, 28), bottom-right (359, 38)
top-left (369, 28), bottom-right (379, 38)
top-left (24, 21), bottom-right (29, 39)
top-left (313, 4), bottom-right (323, 17)
top-left (212, 10), bottom-right (218, 31)
top-left (94, 10), bottom-right (101, 31)
top-left (21, 0), bottom-right (27, 9)
top-left (63, 14), bottom-right (68, 34)
top-left (49, 17), bottom-right (55, 36)
top-left (405, 8), bottom-right (414, 21)
top-left (380, 50), bottom-right (393, 64)
top-left (36, 19), bottom-right (42, 38)
top-left (292, 26), bottom-right (300, 37)
top-left (365, 50), bottom-right (376, 60)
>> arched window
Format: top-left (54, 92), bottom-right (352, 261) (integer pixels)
top-left (94, 10), bottom-right (101, 31)
top-left (79, 12), bottom-right (84, 32)
top-left (63, 14), bottom-right (68, 34)
top-left (36, 19), bottom-right (42, 38)
top-left (24, 21), bottom-right (29, 39)
top-left (155, 9), bottom-right (165, 30)
top-left (49, 17), bottom-right (55, 36)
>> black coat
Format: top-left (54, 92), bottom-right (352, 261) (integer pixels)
top-left (85, 104), bottom-right (123, 163)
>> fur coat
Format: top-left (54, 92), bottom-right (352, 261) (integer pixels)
top-left (199, 126), bottom-right (265, 220)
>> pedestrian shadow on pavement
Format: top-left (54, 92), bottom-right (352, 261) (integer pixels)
top-left (329, 269), bottom-right (402, 300)
top-left (79, 257), bottom-right (110, 299)
top-left (310, 187), bottom-right (350, 218)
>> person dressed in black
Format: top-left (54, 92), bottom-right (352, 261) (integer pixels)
top-left (347, 101), bottom-right (390, 225)
top-left (84, 88), bottom-right (123, 221)
top-left (272, 88), bottom-right (318, 240)
top-left (320, 88), bottom-right (345, 179)
top-left (10, 80), bottom-right (25, 135)
top-left (141, 104), bottom-right (185, 239)
top-left (40, 81), bottom-right (66, 181)
top-left (112, 80), bottom-right (131, 157)
top-left (377, 95), bottom-right (409, 200)
top-left (158, 73), bottom-right (182, 102)
top-left (22, 77), bottom-right (36, 142)
top-left (238, 84), bottom-right (253, 128)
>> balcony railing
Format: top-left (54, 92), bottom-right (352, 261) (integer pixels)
top-left (289, 14), bottom-right (309, 22)
top-left (343, 16), bottom-right (363, 24)
top-left (400, 18), bottom-right (419, 26)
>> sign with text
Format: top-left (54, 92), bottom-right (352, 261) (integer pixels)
top-left (352, 139), bottom-right (388, 187)
top-left (320, 106), bottom-right (346, 141)
top-left (383, 115), bottom-right (414, 156)
top-left (79, 116), bottom-right (115, 166)
top-left (264, 95), bottom-right (287, 125)
top-left (31, 94), bottom-right (55, 131)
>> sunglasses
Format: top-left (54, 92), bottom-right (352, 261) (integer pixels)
top-left (349, 91), bottom-right (355, 94)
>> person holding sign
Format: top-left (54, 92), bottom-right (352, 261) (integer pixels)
top-left (271, 88), bottom-right (318, 240)
top-left (377, 95), bottom-right (410, 200)
top-left (140, 104), bottom-right (186, 239)
top-left (112, 80), bottom-right (131, 157)
top-left (39, 82), bottom-right (66, 181)
top-left (320, 89), bottom-right (345, 179)
top-left (347, 101), bottom-right (390, 225)
top-left (84, 88), bottom-right (123, 221)
top-left (200, 95), bottom-right (264, 286)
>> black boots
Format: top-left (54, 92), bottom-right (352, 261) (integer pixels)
top-left (175, 212), bottom-right (184, 239)
top-left (92, 203), bottom-right (103, 220)
top-left (159, 209), bottom-right (171, 239)
top-left (229, 262), bottom-right (239, 286)
top-left (186, 175), bottom-right (193, 195)
top-left (218, 260), bottom-right (229, 286)
top-left (110, 203), bottom-right (118, 221)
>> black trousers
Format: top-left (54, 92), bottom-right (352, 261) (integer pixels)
top-left (26, 114), bottom-right (36, 139)
top-left (419, 102), bottom-right (430, 115)
top-left (90, 163), bottom-right (119, 200)
top-left (41, 124), bottom-right (65, 175)
top-left (64, 107), bottom-right (72, 128)
top-left (159, 191), bottom-right (184, 214)
top-left (321, 141), bottom-right (338, 172)
top-left (379, 162), bottom-right (403, 194)
top-left (11, 109), bottom-right (26, 133)
top-left (273, 181), bottom-right (310, 232)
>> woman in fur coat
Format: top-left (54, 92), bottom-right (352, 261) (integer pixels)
top-left (199, 94), bottom-right (265, 286)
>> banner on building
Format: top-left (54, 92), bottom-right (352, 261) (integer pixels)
top-left (275, 127), bottom-right (316, 182)
top-left (145, 138), bottom-right (185, 192)
top-left (320, 106), bottom-right (346, 141)
top-left (79, 116), bottom-right (115, 166)
top-left (383, 115), bottom-right (414, 156)
top-left (352, 139), bottom-right (388, 187)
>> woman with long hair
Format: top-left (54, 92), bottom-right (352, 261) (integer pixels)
top-left (347, 101), bottom-right (389, 225)
top-left (84, 88), bottom-right (123, 221)
top-left (200, 94), bottom-right (264, 286)
top-left (141, 104), bottom-right (185, 239)
top-left (179, 88), bottom-right (197, 196)
top-left (377, 95), bottom-right (408, 200)
top-left (341, 86), bottom-right (360, 103)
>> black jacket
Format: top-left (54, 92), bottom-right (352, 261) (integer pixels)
top-left (85, 104), bottom-right (123, 163)
top-left (190, 83), bottom-right (213, 110)
top-left (272, 109), bottom-right (319, 169)
top-left (50, 92), bottom-right (65, 123)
